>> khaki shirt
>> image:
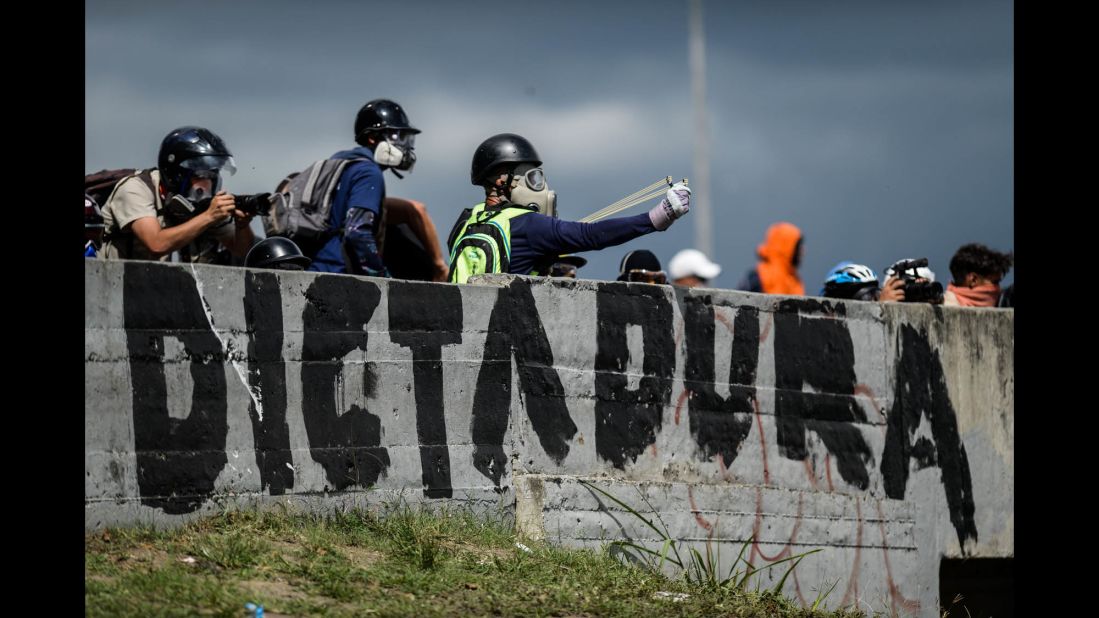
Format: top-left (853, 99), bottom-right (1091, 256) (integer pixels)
top-left (100, 169), bottom-right (234, 262)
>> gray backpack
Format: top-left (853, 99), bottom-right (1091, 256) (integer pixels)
top-left (263, 157), bottom-right (367, 242)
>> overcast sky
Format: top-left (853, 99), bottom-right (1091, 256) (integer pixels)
top-left (86, 0), bottom-right (1013, 289)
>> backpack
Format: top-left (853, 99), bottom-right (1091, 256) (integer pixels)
top-left (86, 168), bottom-right (141, 208)
top-left (446, 202), bottom-right (536, 284)
top-left (263, 158), bottom-right (368, 247)
top-left (84, 168), bottom-right (156, 255)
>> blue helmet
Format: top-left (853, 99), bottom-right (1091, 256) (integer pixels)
top-left (821, 262), bottom-right (879, 300)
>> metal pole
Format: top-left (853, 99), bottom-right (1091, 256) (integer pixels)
top-left (689, 0), bottom-right (713, 257)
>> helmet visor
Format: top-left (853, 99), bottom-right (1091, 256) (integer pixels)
top-left (383, 130), bottom-right (416, 149)
top-left (180, 154), bottom-right (237, 176)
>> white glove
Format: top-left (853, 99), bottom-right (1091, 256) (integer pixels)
top-left (648, 182), bottom-right (691, 231)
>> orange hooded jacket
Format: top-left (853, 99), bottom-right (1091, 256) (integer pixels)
top-left (755, 222), bottom-right (805, 295)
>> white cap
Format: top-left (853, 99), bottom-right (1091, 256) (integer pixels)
top-left (669, 249), bottom-right (722, 281)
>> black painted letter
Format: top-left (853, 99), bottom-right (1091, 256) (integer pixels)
top-left (773, 299), bottom-right (872, 489)
top-left (679, 292), bottom-right (759, 465)
top-left (471, 279), bottom-right (578, 487)
top-left (124, 262), bottom-right (228, 514)
top-left (243, 271), bottom-right (294, 495)
top-left (594, 284), bottom-right (674, 468)
top-left (389, 281), bottom-right (463, 498)
top-left (301, 276), bottom-right (391, 490)
top-left (881, 324), bottom-right (978, 549)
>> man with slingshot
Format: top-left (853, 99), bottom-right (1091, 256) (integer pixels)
top-left (446, 133), bottom-right (691, 284)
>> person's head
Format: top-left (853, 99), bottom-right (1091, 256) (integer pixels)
top-left (758, 222), bottom-right (804, 270)
top-left (549, 255), bottom-right (587, 279)
top-left (948, 243), bottom-right (1013, 288)
top-left (157, 126), bottom-right (237, 201)
top-left (355, 99), bottom-right (420, 174)
top-left (821, 262), bottom-right (879, 301)
top-left (470, 133), bottom-right (556, 216)
top-left (245, 237), bottom-right (312, 271)
top-left (617, 249), bottom-right (667, 284)
top-left (669, 249), bottom-right (721, 288)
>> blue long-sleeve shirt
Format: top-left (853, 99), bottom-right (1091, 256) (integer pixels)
top-left (308, 147), bottom-right (387, 275)
top-left (506, 210), bottom-right (657, 275)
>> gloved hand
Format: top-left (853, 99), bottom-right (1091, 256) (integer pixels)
top-left (648, 182), bottom-right (691, 231)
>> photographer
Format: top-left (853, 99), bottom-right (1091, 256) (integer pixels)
top-left (880, 258), bottom-right (943, 304)
top-left (99, 126), bottom-right (254, 262)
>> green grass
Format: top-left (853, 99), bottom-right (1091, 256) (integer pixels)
top-left (85, 506), bottom-right (867, 617)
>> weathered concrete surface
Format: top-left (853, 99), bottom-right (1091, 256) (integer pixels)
top-left (85, 261), bottom-right (1012, 617)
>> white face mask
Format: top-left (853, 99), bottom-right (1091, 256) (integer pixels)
top-left (373, 133), bottom-right (417, 172)
top-left (509, 167), bottom-right (557, 217)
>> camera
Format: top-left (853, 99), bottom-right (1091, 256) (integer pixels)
top-left (887, 258), bottom-right (943, 303)
top-left (232, 192), bottom-right (272, 216)
top-left (190, 192), bottom-right (272, 217)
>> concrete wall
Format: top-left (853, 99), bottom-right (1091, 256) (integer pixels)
top-left (85, 260), bottom-right (1013, 616)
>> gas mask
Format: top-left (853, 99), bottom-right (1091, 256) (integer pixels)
top-left (183, 170), bottom-right (221, 202)
top-left (509, 167), bottom-right (557, 217)
top-left (159, 169), bottom-right (221, 223)
top-left (372, 131), bottom-right (417, 172)
top-left (164, 193), bottom-right (201, 223)
top-left (168, 154), bottom-right (234, 201)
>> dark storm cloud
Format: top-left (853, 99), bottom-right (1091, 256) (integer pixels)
top-left (86, 0), bottom-right (1013, 287)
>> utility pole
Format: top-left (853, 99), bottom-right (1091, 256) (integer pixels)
top-left (689, 0), bottom-right (713, 256)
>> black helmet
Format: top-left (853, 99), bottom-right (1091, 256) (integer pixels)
top-left (354, 99), bottom-right (420, 145)
top-left (470, 133), bottom-right (542, 185)
top-left (245, 237), bottom-right (312, 270)
top-left (617, 249), bottom-right (665, 283)
top-left (157, 126), bottom-right (236, 197)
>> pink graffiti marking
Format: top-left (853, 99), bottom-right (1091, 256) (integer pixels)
top-left (674, 389), bottom-right (690, 426)
top-left (876, 499), bottom-right (920, 614)
top-left (753, 398), bottom-right (771, 485)
top-left (838, 499), bottom-right (864, 607)
top-left (759, 313), bottom-right (773, 343)
top-left (688, 485), bottom-right (714, 532)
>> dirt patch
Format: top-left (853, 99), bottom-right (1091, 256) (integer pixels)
top-left (237, 578), bottom-right (367, 618)
top-left (267, 539), bottom-right (306, 563)
top-left (95, 543), bottom-right (176, 571)
top-left (130, 545), bottom-right (173, 569)
top-left (441, 539), bottom-right (510, 560)
top-left (343, 546), bottom-right (386, 567)
top-left (239, 578), bottom-right (311, 602)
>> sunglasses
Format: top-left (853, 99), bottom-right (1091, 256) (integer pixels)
top-left (625, 269), bottom-right (668, 284)
top-left (549, 263), bottom-right (578, 278)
